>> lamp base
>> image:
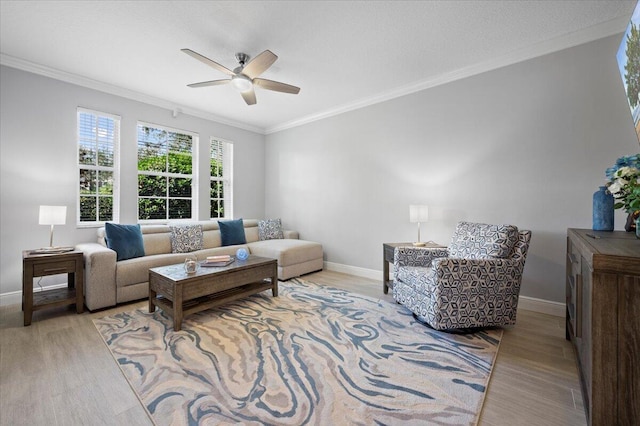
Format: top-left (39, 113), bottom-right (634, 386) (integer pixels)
top-left (412, 242), bottom-right (426, 247)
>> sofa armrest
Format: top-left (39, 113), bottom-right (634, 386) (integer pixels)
top-left (394, 246), bottom-right (449, 268)
top-left (283, 230), bottom-right (299, 239)
top-left (75, 242), bottom-right (117, 311)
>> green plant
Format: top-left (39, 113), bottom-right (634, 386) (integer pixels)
top-left (606, 154), bottom-right (640, 213)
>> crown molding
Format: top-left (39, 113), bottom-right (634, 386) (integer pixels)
top-left (1, 13), bottom-right (630, 136)
top-left (265, 15), bottom-right (630, 134)
top-left (0, 54), bottom-right (266, 135)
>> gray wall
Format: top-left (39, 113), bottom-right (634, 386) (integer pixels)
top-left (0, 65), bottom-right (265, 297)
top-left (2, 34), bottom-right (638, 305)
top-left (264, 34), bottom-right (638, 303)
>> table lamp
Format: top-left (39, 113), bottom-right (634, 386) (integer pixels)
top-left (39, 205), bottom-right (67, 249)
top-left (409, 205), bottom-right (429, 246)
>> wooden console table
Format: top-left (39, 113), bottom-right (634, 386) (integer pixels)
top-left (565, 229), bottom-right (639, 425)
top-left (22, 250), bottom-right (84, 326)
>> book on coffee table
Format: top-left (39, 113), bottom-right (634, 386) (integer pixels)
top-left (200, 257), bottom-right (235, 267)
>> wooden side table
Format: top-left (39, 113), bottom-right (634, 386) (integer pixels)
top-left (382, 242), bottom-right (446, 294)
top-left (22, 250), bottom-right (84, 326)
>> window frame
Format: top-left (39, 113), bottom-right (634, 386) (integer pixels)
top-left (136, 121), bottom-right (199, 223)
top-left (76, 107), bottom-right (121, 227)
top-left (210, 137), bottom-right (233, 220)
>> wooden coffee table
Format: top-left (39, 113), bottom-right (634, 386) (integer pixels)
top-left (149, 255), bottom-right (278, 331)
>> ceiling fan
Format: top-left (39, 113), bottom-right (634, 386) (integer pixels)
top-left (181, 48), bottom-right (300, 105)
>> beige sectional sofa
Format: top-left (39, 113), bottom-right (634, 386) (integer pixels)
top-left (75, 219), bottom-right (323, 311)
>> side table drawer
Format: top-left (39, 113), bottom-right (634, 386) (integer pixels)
top-left (33, 260), bottom-right (77, 276)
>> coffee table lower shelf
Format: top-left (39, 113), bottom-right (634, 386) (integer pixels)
top-left (152, 280), bottom-right (273, 320)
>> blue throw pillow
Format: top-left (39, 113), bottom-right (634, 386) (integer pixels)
top-left (218, 218), bottom-right (246, 246)
top-left (104, 223), bottom-right (145, 261)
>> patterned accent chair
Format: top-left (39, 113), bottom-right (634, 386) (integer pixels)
top-left (392, 221), bottom-right (532, 331)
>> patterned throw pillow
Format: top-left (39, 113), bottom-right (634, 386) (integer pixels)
top-left (170, 225), bottom-right (204, 253)
top-left (448, 222), bottom-right (518, 259)
top-left (258, 218), bottom-right (284, 241)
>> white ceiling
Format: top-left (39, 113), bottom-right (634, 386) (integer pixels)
top-left (0, 1), bottom-right (636, 134)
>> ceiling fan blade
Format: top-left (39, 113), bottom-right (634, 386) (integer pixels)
top-left (181, 48), bottom-right (235, 76)
top-left (253, 78), bottom-right (300, 94)
top-left (241, 87), bottom-right (257, 105)
top-left (187, 79), bottom-right (231, 88)
top-left (242, 50), bottom-right (278, 79)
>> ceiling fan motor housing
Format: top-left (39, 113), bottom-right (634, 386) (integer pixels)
top-left (235, 52), bottom-right (249, 66)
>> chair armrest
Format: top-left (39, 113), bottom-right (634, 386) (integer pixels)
top-left (432, 257), bottom-right (524, 290)
top-left (75, 243), bottom-right (117, 311)
top-left (394, 246), bottom-right (449, 267)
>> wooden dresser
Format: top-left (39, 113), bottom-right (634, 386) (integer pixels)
top-left (566, 228), bottom-right (640, 425)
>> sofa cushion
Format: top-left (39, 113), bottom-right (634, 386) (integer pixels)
top-left (448, 222), bottom-right (518, 260)
top-left (104, 223), bottom-right (145, 261)
top-left (248, 239), bottom-right (323, 267)
top-left (219, 218), bottom-right (246, 246)
top-left (258, 218), bottom-right (284, 240)
top-left (116, 252), bottom-right (186, 288)
top-left (169, 224), bottom-right (203, 253)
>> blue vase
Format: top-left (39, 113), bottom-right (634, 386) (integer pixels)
top-left (592, 186), bottom-right (614, 231)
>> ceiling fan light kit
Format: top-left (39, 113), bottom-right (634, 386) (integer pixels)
top-left (231, 74), bottom-right (252, 93)
top-left (182, 48), bottom-right (300, 105)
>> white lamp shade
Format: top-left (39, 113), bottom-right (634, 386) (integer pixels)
top-left (409, 205), bottom-right (429, 223)
top-left (39, 205), bottom-right (67, 225)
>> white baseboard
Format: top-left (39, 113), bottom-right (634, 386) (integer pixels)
top-left (324, 261), bottom-right (565, 317)
top-left (0, 283), bottom-right (69, 307)
top-left (517, 296), bottom-right (565, 317)
top-left (3, 264), bottom-right (566, 318)
top-left (324, 261), bottom-right (381, 281)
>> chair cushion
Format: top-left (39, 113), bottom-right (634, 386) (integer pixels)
top-left (448, 222), bottom-right (518, 259)
top-left (396, 266), bottom-right (438, 295)
top-left (218, 218), bottom-right (247, 246)
top-left (104, 223), bottom-right (145, 261)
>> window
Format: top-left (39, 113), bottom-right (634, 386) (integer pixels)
top-left (210, 138), bottom-right (233, 219)
top-left (137, 123), bottom-right (197, 221)
top-left (77, 108), bottom-right (120, 225)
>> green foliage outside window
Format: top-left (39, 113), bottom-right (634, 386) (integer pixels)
top-left (210, 139), bottom-right (226, 219)
top-left (78, 111), bottom-right (117, 223)
top-left (137, 125), bottom-right (194, 220)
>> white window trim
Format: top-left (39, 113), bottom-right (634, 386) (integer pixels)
top-left (76, 107), bottom-right (121, 227)
top-left (137, 121), bottom-right (199, 223)
top-left (210, 137), bottom-right (233, 220)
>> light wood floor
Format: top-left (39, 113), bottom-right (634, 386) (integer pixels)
top-left (0, 270), bottom-right (586, 425)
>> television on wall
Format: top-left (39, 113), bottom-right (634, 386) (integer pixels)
top-left (616, 0), bottom-right (640, 147)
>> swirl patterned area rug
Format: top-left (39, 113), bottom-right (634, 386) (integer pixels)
top-left (93, 278), bottom-right (502, 426)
